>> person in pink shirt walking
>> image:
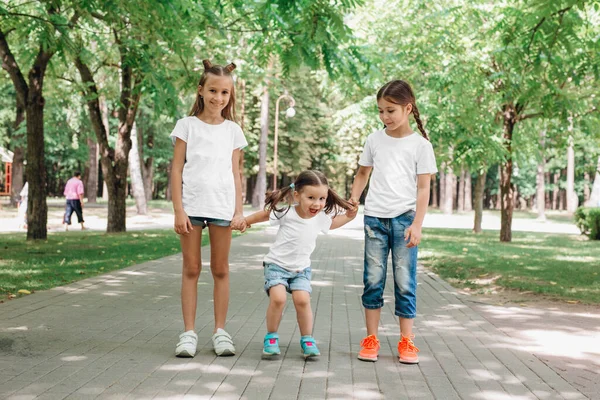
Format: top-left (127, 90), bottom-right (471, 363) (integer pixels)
top-left (63, 171), bottom-right (86, 231)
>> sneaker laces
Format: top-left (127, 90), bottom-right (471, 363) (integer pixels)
top-left (399, 335), bottom-right (419, 353)
top-left (360, 335), bottom-right (379, 349)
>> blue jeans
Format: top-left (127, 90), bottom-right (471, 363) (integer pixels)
top-left (362, 211), bottom-right (418, 319)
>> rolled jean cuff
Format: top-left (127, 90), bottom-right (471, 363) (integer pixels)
top-left (395, 311), bottom-right (416, 319)
top-left (362, 302), bottom-right (384, 310)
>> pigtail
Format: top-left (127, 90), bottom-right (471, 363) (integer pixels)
top-left (224, 63), bottom-right (236, 73)
top-left (324, 187), bottom-right (354, 216)
top-left (264, 186), bottom-right (294, 217)
top-left (412, 105), bottom-right (429, 141)
top-left (202, 59), bottom-right (213, 70)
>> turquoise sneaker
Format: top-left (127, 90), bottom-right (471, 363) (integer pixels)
top-left (263, 332), bottom-right (280, 356)
top-left (300, 336), bottom-right (320, 358)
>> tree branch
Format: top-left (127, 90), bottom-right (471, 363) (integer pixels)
top-left (0, 28), bottom-right (28, 107)
top-left (518, 112), bottom-right (544, 121)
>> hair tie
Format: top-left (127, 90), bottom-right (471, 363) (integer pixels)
top-left (289, 183), bottom-right (295, 190)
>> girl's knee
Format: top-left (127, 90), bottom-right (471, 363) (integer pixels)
top-left (211, 264), bottom-right (229, 280)
top-left (292, 292), bottom-right (311, 308)
top-left (182, 262), bottom-right (201, 280)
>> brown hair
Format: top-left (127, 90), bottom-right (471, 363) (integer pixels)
top-left (264, 170), bottom-right (353, 218)
top-left (189, 59), bottom-right (237, 121)
top-left (377, 80), bottom-right (429, 140)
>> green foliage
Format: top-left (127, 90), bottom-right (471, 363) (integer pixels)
top-left (575, 207), bottom-right (600, 240)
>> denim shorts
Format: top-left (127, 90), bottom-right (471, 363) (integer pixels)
top-left (362, 210), bottom-right (418, 319)
top-left (188, 216), bottom-right (231, 229)
top-left (263, 262), bottom-right (312, 294)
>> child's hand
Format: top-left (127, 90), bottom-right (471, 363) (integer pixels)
top-left (174, 210), bottom-right (193, 235)
top-left (230, 215), bottom-right (247, 232)
top-left (405, 224), bottom-right (422, 248)
top-left (346, 206), bottom-right (358, 219)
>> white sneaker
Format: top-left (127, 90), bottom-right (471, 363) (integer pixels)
top-left (212, 328), bottom-right (235, 356)
top-left (175, 330), bottom-right (197, 357)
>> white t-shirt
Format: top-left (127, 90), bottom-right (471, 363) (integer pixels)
top-left (170, 116), bottom-right (248, 220)
top-left (359, 130), bottom-right (438, 218)
top-left (263, 207), bottom-right (332, 271)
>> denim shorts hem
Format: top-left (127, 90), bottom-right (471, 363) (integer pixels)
top-left (395, 312), bottom-right (416, 319)
top-left (188, 216), bottom-right (231, 228)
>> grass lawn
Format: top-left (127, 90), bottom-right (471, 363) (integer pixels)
top-left (420, 228), bottom-right (600, 303)
top-left (0, 230), bottom-right (208, 300)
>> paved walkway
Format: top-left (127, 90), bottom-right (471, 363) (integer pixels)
top-left (0, 220), bottom-right (595, 399)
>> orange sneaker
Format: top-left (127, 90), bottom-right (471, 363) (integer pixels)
top-left (398, 335), bottom-right (419, 364)
top-left (358, 335), bottom-right (380, 362)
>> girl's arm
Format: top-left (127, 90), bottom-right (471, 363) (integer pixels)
top-left (405, 173), bottom-right (432, 248)
top-left (244, 209), bottom-right (270, 228)
top-left (171, 138), bottom-right (193, 234)
top-left (230, 149), bottom-right (246, 231)
top-left (349, 166), bottom-right (373, 205)
top-left (330, 211), bottom-right (357, 230)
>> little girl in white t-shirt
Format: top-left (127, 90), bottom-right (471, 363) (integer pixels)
top-left (242, 170), bottom-right (357, 358)
top-left (170, 59), bottom-right (248, 358)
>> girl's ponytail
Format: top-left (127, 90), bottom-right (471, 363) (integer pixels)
top-left (325, 187), bottom-right (354, 216)
top-left (264, 185), bottom-right (295, 216)
top-left (412, 104), bottom-right (429, 141)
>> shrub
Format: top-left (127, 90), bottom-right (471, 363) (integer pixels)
top-left (574, 207), bottom-right (600, 240)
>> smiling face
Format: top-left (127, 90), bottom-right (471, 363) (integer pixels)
top-left (198, 74), bottom-right (233, 115)
top-left (377, 97), bottom-right (412, 132)
top-left (294, 184), bottom-right (329, 219)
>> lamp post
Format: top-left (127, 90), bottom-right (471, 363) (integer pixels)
top-left (273, 92), bottom-right (296, 190)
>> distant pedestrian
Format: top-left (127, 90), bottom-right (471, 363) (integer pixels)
top-left (17, 181), bottom-right (28, 230)
top-left (350, 80), bottom-right (438, 364)
top-left (241, 170), bottom-right (357, 359)
top-left (63, 171), bottom-right (86, 231)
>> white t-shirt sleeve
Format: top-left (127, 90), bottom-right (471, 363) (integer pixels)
top-left (319, 212), bottom-right (332, 234)
top-left (416, 141), bottom-right (438, 174)
top-left (358, 135), bottom-right (373, 166)
top-left (169, 119), bottom-right (188, 145)
top-left (232, 123), bottom-right (248, 150)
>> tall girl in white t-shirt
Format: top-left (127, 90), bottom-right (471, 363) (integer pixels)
top-left (350, 80), bottom-right (438, 364)
top-left (170, 60), bottom-right (248, 358)
top-left (242, 170), bottom-right (357, 358)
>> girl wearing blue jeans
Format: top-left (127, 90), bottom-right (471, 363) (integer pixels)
top-left (243, 170), bottom-right (357, 358)
top-left (350, 80), bottom-right (437, 364)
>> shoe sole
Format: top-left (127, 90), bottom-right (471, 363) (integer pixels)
top-left (399, 358), bottom-right (419, 364)
top-left (175, 350), bottom-right (195, 358)
top-left (357, 355), bottom-right (378, 362)
top-left (303, 353), bottom-right (320, 359)
top-left (215, 349), bottom-right (235, 356)
top-left (262, 350), bottom-right (281, 356)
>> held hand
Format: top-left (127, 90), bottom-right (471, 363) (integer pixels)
top-left (405, 224), bottom-right (422, 248)
top-left (230, 215), bottom-right (247, 232)
top-left (174, 210), bottom-right (193, 235)
top-left (346, 206), bottom-right (358, 219)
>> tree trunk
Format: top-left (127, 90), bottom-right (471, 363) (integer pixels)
top-left (500, 105), bottom-right (516, 242)
top-left (252, 86), bottom-right (269, 209)
top-left (128, 122), bottom-right (147, 215)
top-left (431, 174), bottom-right (438, 208)
top-left (439, 169), bottom-right (446, 211)
top-left (442, 167), bottom-right (454, 214)
top-left (166, 159), bottom-right (173, 201)
top-left (25, 91), bottom-right (48, 240)
top-left (138, 121), bottom-right (154, 202)
top-left (9, 104), bottom-right (25, 207)
top-left (587, 156), bottom-right (600, 207)
top-left (566, 136), bottom-right (577, 212)
top-left (583, 172), bottom-right (590, 204)
top-left (552, 172), bottom-right (560, 210)
top-left (536, 130), bottom-right (546, 220)
top-left (86, 137), bottom-right (98, 203)
top-left (464, 170), bottom-right (472, 211)
top-left (473, 170), bottom-right (486, 233)
top-left (458, 167), bottom-right (465, 212)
